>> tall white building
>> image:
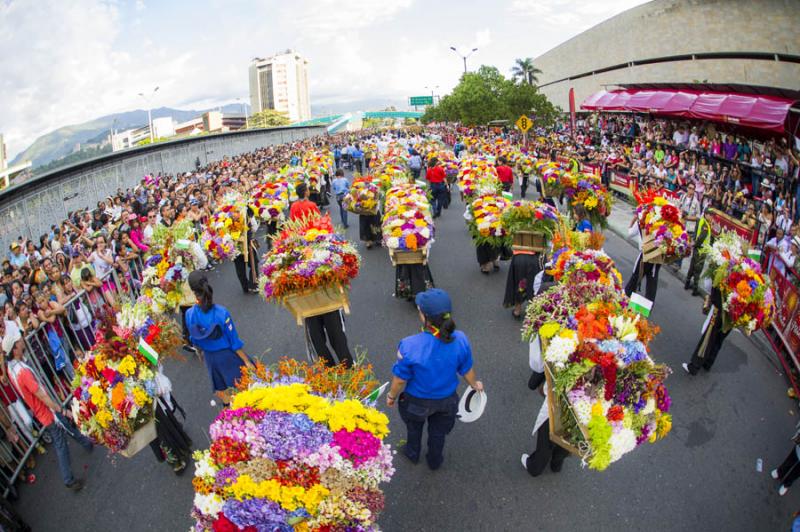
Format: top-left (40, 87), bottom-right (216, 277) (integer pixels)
top-left (249, 50), bottom-right (311, 123)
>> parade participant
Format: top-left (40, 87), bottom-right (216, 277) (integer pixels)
top-left (148, 368), bottom-right (192, 475)
top-left (521, 395), bottom-right (570, 477)
top-left (425, 157), bottom-right (447, 219)
top-left (770, 420), bottom-right (800, 496)
top-left (408, 150), bottom-right (422, 180)
top-left (684, 211), bottom-right (712, 296)
top-left (331, 169), bottom-right (350, 229)
top-left (624, 214), bottom-right (661, 304)
top-left (386, 288), bottom-right (483, 470)
top-left (359, 207), bottom-right (381, 251)
top-left (503, 250), bottom-right (544, 319)
top-left (305, 311), bottom-right (354, 368)
top-left (185, 271), bottom-right (254, 404)
top-left (682, 287), bottom-right (729, 375)
top-left (3, 330), bottom-right (93, 492)
top-left (232, 211), bottom-right (258, 295)
top-left (289, 183), bottom-right (320, 221)
top-left (476, 240), bottom-right (502, 275)
top-left (496, 156), bottom-right (514, 193)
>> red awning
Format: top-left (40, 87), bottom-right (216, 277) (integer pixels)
top-left (581, 89), bottom-right (797, 134)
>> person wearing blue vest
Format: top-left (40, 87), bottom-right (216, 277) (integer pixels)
top-left (185, 271), bottom-right (253, 404)
top-left (386, 288), bottom-right (483, 470)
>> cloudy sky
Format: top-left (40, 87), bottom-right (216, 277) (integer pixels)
top-left (0, 0), bottom-right (648, 158)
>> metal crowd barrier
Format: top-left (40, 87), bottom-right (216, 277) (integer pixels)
top-left (0, 258), bottom-right (144, 497)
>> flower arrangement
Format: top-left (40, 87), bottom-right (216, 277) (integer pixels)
top-left (342, 178), bottom-right (380, 215)
top-left (551, 229), bottom-right (606, 251)
top-left (536, 162), bottom-right (571, 196)
top-left (202, 198), bottom-right (248, 261)
top-left (702, 233), bottom-right (775, 334)
top-left (260, 214), bottom-right (361, 300)
top-left (537, 301), bottom-right (670, 471)
top-left (280, 166), bottom-right (311, 192)
top-left (547, 248), bottom-right (624, 293)
top-left (376, 164), bottom-right (411, 190)
top-left (142, 220), bottom-right (198, 313)
top-left (428, 150), bottom-right (459, 177)
top-left (250, 181), bottom-right (291, 222)
top-left (500, 200), bottom-right (560, 238)
top-left (71, 308), bottom-right (182, 453)
top-left (468, 194), bottom-right (511, 247)
top-left (515, 152), bottom-right (536, 175)
top-left (190, 358), bottom-right (394, 532)
top-left (381, 184), bottom-right (434, 251)
top-left (636, 197), bottom-right (691, 261)
top-left (457, 157), bottom-right (500, 199)
top-left (565, 173), bottom-right (612, 229)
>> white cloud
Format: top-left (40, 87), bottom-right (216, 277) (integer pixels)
top-left (134, 0), bottom-right (146, 11)
top-left (509, 0), bottom-right (648, 27)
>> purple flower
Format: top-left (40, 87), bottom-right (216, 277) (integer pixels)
top-left (258, 411), bottom-right (332, 460)
top-left (222, 498), bottom-right (293, 531)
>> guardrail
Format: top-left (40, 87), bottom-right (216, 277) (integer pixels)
top-left (0, 125), bottom-right (325, 252)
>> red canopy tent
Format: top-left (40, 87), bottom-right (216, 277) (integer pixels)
top-left (581, 88), bottom-right (798, 135)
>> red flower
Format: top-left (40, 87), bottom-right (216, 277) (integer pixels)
top-left (212, 513), bottom-right (256, 532)
top-left (606, 405), bottom-right (624, 422)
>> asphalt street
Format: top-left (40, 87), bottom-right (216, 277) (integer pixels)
top-left (14, 178), bottom-right (798, 531)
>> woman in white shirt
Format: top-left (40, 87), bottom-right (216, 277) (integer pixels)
top-left (88, 236), bottom-right (116, 306)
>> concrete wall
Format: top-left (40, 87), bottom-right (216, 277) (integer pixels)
top-left (0, 126), bottom-right (325, 251)
top-left (534, 0), bottom-right (800, 108)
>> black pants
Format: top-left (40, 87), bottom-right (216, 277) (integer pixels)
top-left (520, 174), bottom-right (529, 198)
top-left (179, 305), bottom-right (190, 343)
top-left (685, 248), bottom-right (705, 290)
top-left (777, 447), bottom-right (800, 487)
top-left (624, 253), bottom-right (661, 302)
top-left (687, 294), bottom-right (730, 374)
top-left (306, 311), bottom-right (353, 367)
top-left (525, 422), bottom-right (569, 476)
top-left (233, 254), bottom-right (255, 293)
top-left (398, 393), bottom-right (458, 470)
top-left (355, 160), bottom-right (363, 174)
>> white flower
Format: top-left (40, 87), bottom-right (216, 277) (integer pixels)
top-left (419, 228), bottom-right (430, 238)
top-left (193, 493), bottom-right (223, 517)
top-left (572, 399), bottom-right (592, 425)
top-left (193, 451), bottom-right (217, 479)
top-left (609, 428), bottom-right (638, 463)
top-left (544, 334), bottom-right (578, 369)
top-left (386, 237), bottom-right (400, 249)
top-left (641, 398), bottom-right (655, 415)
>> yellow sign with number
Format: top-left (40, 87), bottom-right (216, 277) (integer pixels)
top-left (516, 115), bottom-right (532, 132)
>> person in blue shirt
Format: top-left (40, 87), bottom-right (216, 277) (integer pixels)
top-left (351, 145), bottom-right (364, 174)
top-left (574, 204), bottom-right (593, 233)
top-left (333, 146), bottom-right (342, 170)
top-left (387, 288), bottom-right (484, 470)
top-left (185, 271), bottom-right (253, 404)
top-left (331, 169), bottom-right (350, 229)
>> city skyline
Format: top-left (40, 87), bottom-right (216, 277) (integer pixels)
top-left (0, 0), bottom-right (648, 158)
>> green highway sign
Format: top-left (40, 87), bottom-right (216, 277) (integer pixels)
top-left (409, 95), bottom-right (434, 106)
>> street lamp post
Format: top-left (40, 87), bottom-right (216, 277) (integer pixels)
top-left (138, 86), bottom-right (159, 142)
top-left (449, 46), bottom-right (478, 74)
top-left (424, 85), bottom-right (440, 104)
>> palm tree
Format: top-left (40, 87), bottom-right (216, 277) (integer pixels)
top-left (511, 57), bottom-right (542, 86)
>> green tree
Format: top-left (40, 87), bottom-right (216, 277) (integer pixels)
top-left (511, 57), bottom-right (542, 86)
top-left (422, 64), bottom-right (559, 127)
top-left (247, 109), bottom-right (291, 129)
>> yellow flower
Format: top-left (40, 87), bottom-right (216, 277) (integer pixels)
top-left (591, 402), bottom-right (604, 417)
top-left (584, 196), bottom-right (598, 209)
top-left (94, 354), bottom-right (107, 372)
top-left (96, 409), bottom-right (113, 429)
top-left (89, 383), bottom-right (106, 406)
top-left (132, 387), bottom-right (150, 407)
top-left (538, 322), bottom-right (560, 339)
top-left (118, 355), bottom-right (137, 377)
top-left (226, 476), bottom-right (329, 512)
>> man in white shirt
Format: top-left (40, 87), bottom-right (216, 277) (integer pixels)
top-left (688, 127), bottom-right (699, 149)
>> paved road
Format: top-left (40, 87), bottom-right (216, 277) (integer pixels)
top-left (15, 182), bottom-right (798, 531)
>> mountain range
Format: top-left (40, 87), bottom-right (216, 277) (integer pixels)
top-left (12, 98), bottom-right (409, 169)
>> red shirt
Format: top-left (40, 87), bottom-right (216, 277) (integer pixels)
top-left (9, 363), bottom-right (54, 426)
top-left (496, 165), bottom-right (514, 184)
top-left (289, 200), bottom-right (320, 221)
top-left (426, 166), bottom-right (446, 184)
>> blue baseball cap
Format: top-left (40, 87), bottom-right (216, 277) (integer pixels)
top-left (415, 288), bottom-right (452, 317)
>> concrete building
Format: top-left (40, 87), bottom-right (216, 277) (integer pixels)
top-left (533, 0), bottom-right (800, 110)
top-left (249, 50), bottom-right (311, 122)
top-left (152, 116), bottom-right (175, 139)
top-left (111, 125), bottom-right (150, 151)
top-left (202, 111), bottom-right (223, 133)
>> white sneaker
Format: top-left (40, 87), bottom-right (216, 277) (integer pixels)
top-left (779, 485), bottom-right (788, 496)
top-left (681, 363), bottom-right (691, 374)
top-left (521, 453), bottom-right (529, 471)
top-left (771, 469), bottom-right (779, 479)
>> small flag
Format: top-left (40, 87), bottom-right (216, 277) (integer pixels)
top-left (628, 293), bottom-right (653, 317)
top-left (747, 249), bottom-right (761, 262)
top-left (363, 382), bottom-right (389, 403)
top-left (415, 180), bottom-right (427, 189)
top-left (175, 239), bottom-right (190, 250)
top-left (138, 338), bottom-right (159, 366)
top-left (502, 191), bottom-right (513, 201)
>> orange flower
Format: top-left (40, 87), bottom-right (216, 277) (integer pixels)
top-left (405, 233), bottom-right (418, 250)
top-left (735, 280), bottom-right (751, 298)
top-left (111, 382), bottom-right (126, 412)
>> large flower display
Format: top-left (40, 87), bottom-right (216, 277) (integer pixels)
top-left (342, 178), bottom-right (380, 215)
top-left (565, 173), bottom-right (612, 229)
top-left (500, 200), bottom-right (560, 238)
top-left (141, 220), bottom-right (198, 313)
top-left (260, 214), bottom-right (361, 301)
top-left (702, 232), bottom-right (775, 335)
top-left (457, 157), bottom-right (500, 199)
top-left (547, 248), bottom-right (624, 293)
top-left (71, 307), bottom-right (181, 453)
top-left (250, 181), bottom-right (292, 223)
top-left (381, 184), bottom-right (434, 251)
top-left (202, 197), bottom-right (248, 261)
top-left (191, 358), bottom-right (394, 532)
top-left (636, 196), bottom-right (691, 262)
top-left (375, 164), bottom-right (411, 190)
top-left (467, 194), bottom-right (511, 247)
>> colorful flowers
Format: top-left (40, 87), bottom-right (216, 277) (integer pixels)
top-left (637, 197), bottom-right (691, 262)
top-left (71, 308), bottom-right (182, 453)
top-left (566, 173), bottom-right (612, 229)
top-left (342, 178), bottom-right (380, 215)
top-left (547, 248), bottom-right (624, 293)
top-left (500, 200), bottom-right (560, 238)
top-left (259, 214), bottom-right (361, 300)
top-left (457, 156), bottom-right (501, 199)
top-left (381, 184), bottom-right (434, 251)
top-left (202, 195), bottom-right (248, 261)
top-left (191, 360), bottom-right (393, 531)
top-left (249, 180), bottom-right (291, 222)
top-left (468, 194), bottom-right (511, 247)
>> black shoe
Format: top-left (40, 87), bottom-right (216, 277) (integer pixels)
top-left (399, 444), bottom-right (419, 465)
top-left (183, 344), bottom-right (197, 354)
top-left (691, 289), bottom-right (700, 297)
top-left (683, 282), bottom-right (691, 290)
top-left (528, 371), bottom-right (545, 391)
top-left (66, 478), bottom-right (85, 492)
top-left (173, 460), bottom-right (188, 475)
top-left (550, 458), bottom-right (565, 473)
